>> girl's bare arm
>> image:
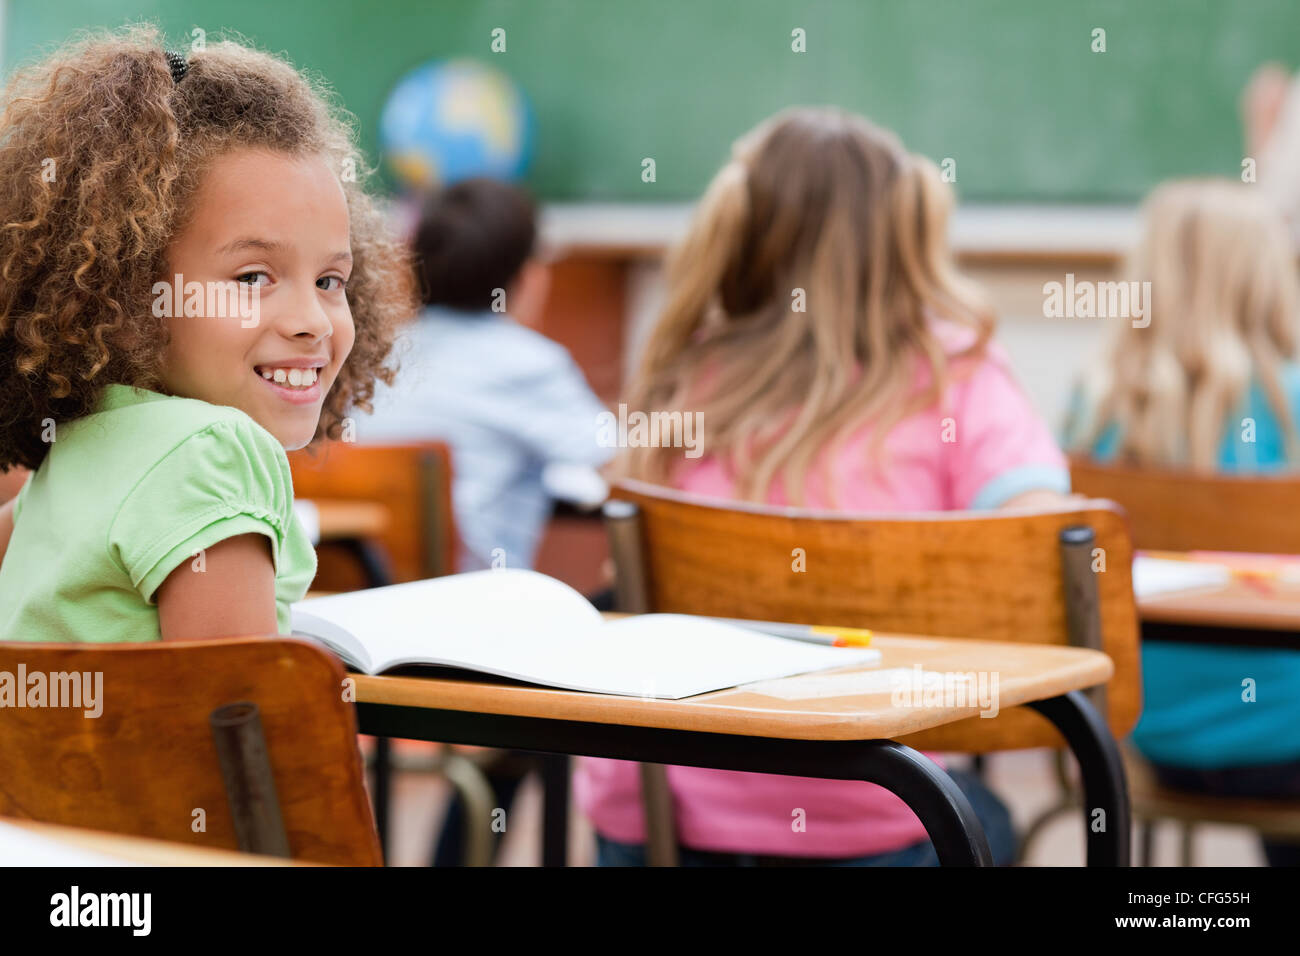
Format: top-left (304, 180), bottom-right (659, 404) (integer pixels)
top-left (155, 533), bottom-right (279, 641)
top-left (999, 489), bottom-right (1081, 510)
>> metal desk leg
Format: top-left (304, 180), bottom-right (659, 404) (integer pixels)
top-left (535, 738), bottom-right (990, 867)
top-left (540, 754), bottom-right (570, 867)
top-left (358, 705), bottom-right (993, 867)
top-left (1027, 691), bottom-right (1131, 866)
top-left (864, 741), bottom-right (993, 866)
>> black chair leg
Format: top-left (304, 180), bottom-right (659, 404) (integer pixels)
top-left (373, 736), bottom-right (392, 862)
top-left (1138, 819), bottom-right (1155, 867)
top-left (541, 754), bottom-right (570, 867)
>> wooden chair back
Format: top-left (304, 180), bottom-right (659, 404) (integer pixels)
top-left (605, 478), bottom-right (1141, 753)
top-left (289, 441), bottom-right (456, 582)
top-left (1069, 457), bottom-right (1300, 856)
top-left (0, 637), bottom-right (381, 865)
top-left (1069, 457), bottom-right (1300, 554)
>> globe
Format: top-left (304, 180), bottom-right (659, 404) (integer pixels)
top-left (379, 59), bottom-right (535, 192)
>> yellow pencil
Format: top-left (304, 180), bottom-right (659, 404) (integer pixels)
top-left (709, 617), bottom-right (873, 647)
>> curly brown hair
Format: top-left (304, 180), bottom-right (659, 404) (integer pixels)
top-left (0, 23), bottom-right (412, 471)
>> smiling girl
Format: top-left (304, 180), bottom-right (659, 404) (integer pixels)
top-left (0, 27), bottom-right (411, 643)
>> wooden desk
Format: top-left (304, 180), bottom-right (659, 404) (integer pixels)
top-left (296, 497), bottom-right (395, 586)
top-left (310, 499), bottom-right (391, 541)
top-left (353, 632), bottom-right (1126, 866)
top-left (3, 818), bottom-right (304, 866)
top-left (1137, 562), bottom-right (1300, 649)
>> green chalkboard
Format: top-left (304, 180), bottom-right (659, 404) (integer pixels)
top-left (6, 0), bottom-right (1299, 201)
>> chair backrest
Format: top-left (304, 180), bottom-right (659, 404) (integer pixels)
top-left (289, 441), bottom-right (456, 581)
top-left (0, 637), bottom-right (381, 865)
top-left (1069, 456), bottom-right (1300, 553)
top-left (605, 478), bottom-right (1141, 752)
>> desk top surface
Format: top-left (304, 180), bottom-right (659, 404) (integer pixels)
top-left (303, 498), bottom-right (391, 541)
top-left (1138, 577), bottom-right (1300, 632)
top-left (1134, 550), bottom-right (1300, 634)
top-left (354, 632), bottom-right (1112, 741)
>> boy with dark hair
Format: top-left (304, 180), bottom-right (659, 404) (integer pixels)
top-left (361, 177), bottom-right (612, 866)
top-left (412, 177), bottom-right (539, 312)
top-left (361, 178), bottom-right (610, 573)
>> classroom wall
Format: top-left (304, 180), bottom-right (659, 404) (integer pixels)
top-left (0, 4), bottom-right (1246, 432)
top-left (7, 0), bottom-right (1300, 200)
top-left (997, 315), bottom-right (1101, 432)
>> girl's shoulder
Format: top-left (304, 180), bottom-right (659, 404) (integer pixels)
top-left (72, 384), bottom-right (291, 506)
top-left (91, 383), bottom-right (282, 452)
top-left (96, 388), bottom-right (298, 581)
top-left (914, 317), bottom-right (1018, 404)
top-left (929, 316), bottom-right (983, 354)
top-left (927, 316), bottom-right (1009, 368)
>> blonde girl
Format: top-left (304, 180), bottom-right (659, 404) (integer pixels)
top-left (578, 107), bottom-right (1070, 866)
top-left (1067, 179), bottom-right (1300, 867)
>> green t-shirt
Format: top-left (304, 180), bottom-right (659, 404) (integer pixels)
top-left (0, 384), bottom-right (317, 642)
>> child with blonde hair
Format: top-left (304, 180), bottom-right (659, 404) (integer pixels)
top-left (1067, 179), bottom-right (1300, 866)
top-left (577, 107), bottom-right (1070, 866)
top-left (0, 26), bottom-right (411, 643)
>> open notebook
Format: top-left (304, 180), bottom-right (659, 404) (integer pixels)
top-left (290, 569), bottom-right (880, 699)
top-left (1132, 555), bottom-right (1233, 599)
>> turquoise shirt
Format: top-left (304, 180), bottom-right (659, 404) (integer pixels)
top-left (0, 384), bottom-right (317, 642)
top-left (1068, 368), bottom-right (1300, 768)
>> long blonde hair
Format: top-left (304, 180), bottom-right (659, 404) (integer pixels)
top-left (1070, 179), bottom-right (1300, 470)
top-left (615, 107), bottom-right (994, 503)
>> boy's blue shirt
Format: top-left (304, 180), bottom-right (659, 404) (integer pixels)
top-left (356, 306), bottom-right (612, 572)
top-left (1067, 366), bottom-right (1300, 768)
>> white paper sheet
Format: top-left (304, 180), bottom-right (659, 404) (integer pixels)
top-left (1132, 556), bottom-right (1232, 599)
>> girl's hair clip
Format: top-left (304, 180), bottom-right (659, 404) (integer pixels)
top-left (164, 50), bottom-right (189, 84)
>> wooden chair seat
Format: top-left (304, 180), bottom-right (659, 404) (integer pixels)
top-left (1125, 751), bottom-right (1300, 836)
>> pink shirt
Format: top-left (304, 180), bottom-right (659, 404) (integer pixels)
top-left (574, 332), bottom-right (1069, 858)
